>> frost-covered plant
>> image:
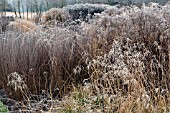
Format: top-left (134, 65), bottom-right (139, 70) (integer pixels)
top-left (0, 3), bottom-right (169, 113)
top-left (7, 72), bottom-right (27, 92)
top-left (64, 3), bottom-right (170, 112)
top-left (0, 16), bottom-right (14, 33)
top-left (41, 8), bottom-right (70, 24)
top-left (83, 2), bottom-right (170, 90)
top-left (7, 19), bottom-right (36, 33)
top-left (65, 4), bottom-right (110, 21)
top-left (84, 40), bottom-right (145, 95)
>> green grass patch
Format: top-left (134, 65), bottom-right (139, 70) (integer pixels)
top-left (0, 101), bottom-right (9, 113)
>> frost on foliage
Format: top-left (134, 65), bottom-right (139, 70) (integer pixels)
top-left (65, 4), bottom-right (110, 20)
top-left (87, 3), bottom-right (169, 75)
top-left (41, 8), bottom-right (70, 24)
top-left (87, 41), bottom-right (144, 81)
top-left (7, 72), bottom-right (27, 91)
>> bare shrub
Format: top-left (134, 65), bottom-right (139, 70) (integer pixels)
top-left (32, 15), bottom-right (41, 23)
top-left (65, 4), bottom-right (110, 21)
top-left (41, 8), bottom-right (70, 24)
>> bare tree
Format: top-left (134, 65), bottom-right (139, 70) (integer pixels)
top-left (17, 0), bottom-right (22, 18)
top-left (12, 0), bottom-right (21, 18)
top-left (12, 0), bottom-right (17, 17)
top-left (25, 0), bottom-right (30, 20)
top-left (0, 0), bottom-right (13, 15)
top-left (2, 0), bottom-right (6, 15)
top-left (22, 4), bottom-right (25, 18)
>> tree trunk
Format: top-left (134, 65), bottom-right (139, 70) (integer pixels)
top-left (18, 0), bottom-right (21, 18)
top-left (2, 0), bottom-right (6, 15)
top-left (27, 8), bottom-right (29, 20)
top-left (14, 7), bottom-right (18, 17)
top-left (31, 6), bottom-right (33, 19)
top-left (4, 0), bottom-right (6, 15)
top-left (22, 5), bottom-right (24, 19)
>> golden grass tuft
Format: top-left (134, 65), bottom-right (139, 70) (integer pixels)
top-left (7, 19), bottom-right (36, 32)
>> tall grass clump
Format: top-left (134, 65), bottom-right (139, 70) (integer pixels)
top-left (0, 2), bottom-right (169, 112)
top-left (0, 24), bottom-right (92, 99)
top-left (0, 27), bottom-right (89, 112)
top-left (7, 19), bottom-right (36, 33)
